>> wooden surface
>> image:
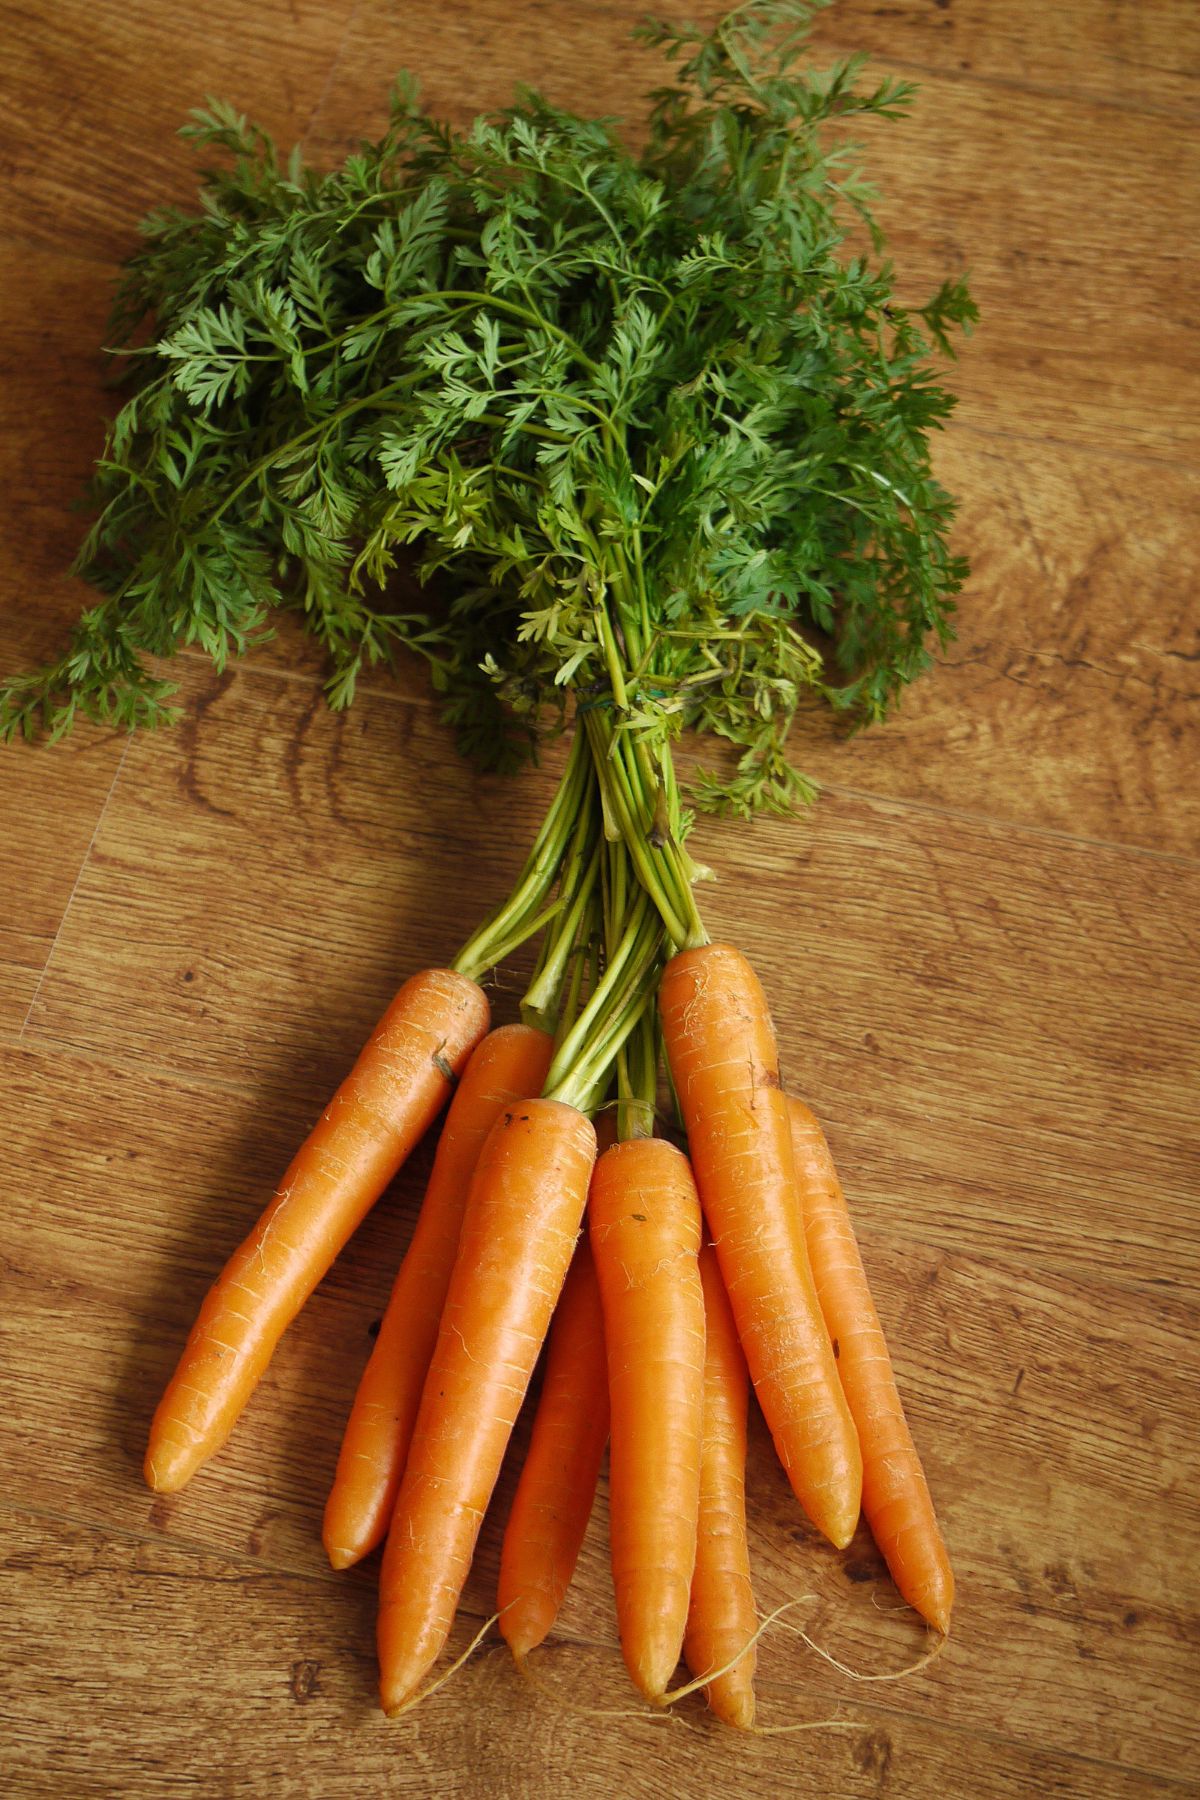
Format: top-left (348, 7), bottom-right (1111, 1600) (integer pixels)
top-left (2, 3), bottom-right (1198, 1794)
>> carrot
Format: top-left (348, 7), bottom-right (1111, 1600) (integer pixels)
top-left (377, 1097), bottom-right (597, 1715)
top-left (496, 1235), bottom-right (609, 1659)
top-left (145, 969), bottom-right (489, 1494)
top-left (683, 1243), bottom-right (758, 1730)
top-left (658, 942), bottom-right (862, 1549)
top-left (787, 1097), bottom-right (955, 1634)
top-left (495, 1111), bottom-right (616, 1659)
top-left (323, 1022), bottom-right (555, 1570)
top-left (589, 1136), bottom-right (705, 1703)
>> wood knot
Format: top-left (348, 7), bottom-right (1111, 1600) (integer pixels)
top-left (289, 1659), bottom-right (322, 1704)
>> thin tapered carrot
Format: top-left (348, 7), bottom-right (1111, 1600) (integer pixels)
top-left (377, 1098), bottom-right (597, 1715)
top-left (787, 1097), bottom-right (955, 1634)
top-left (659, 942), bottom-right (862, 1549)
top-left (323, 1023), bottom-right (555, 1571)
top-left (145, 969), bottom-right (489, 1494)
top-left (683, 1243), bottom-right (758, 1731)
top-left (590, 1136), bottom-right (705, 1703)
top-left (497, 1234), bottom-right (609, 1659)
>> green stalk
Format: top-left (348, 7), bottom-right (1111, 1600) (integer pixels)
top-left (453, 729), bottom-right (589, 983)
top-left (521, 832), bottom-right (601, 1025)
top-left (615, 731), bottom-right (706, 947)
top-left (615, 953), bottom-right (659, 1141)
top-left (543, 891), bottom-right (595, 1047)
top-left (545, 889), bottom-right (663, 1110)
top-left (546, 885), bottom-right (654, 1090)
top-left (550, 946), bottom-right (661, 1112)
top-left (582, 709), bottom-right (707, 951)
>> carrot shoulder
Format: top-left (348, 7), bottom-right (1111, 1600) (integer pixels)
top-left (323, 1022), bottom-right (554, 1570)
top-left (145, 968), bottom-right (489, 1494)
top-left (788, 1098), bottom-right (955, 1634)
top-left (659, 942), bottom-right (862, 1549)
top-left (684, 1243), bottom-right (758, 1730)
top-left (497, 1234), bottom-right (609, 1659)
top-left (377, 1098), bottom-right (597, 1715)
top-left (590, 1136), bottom-right (706, 1703)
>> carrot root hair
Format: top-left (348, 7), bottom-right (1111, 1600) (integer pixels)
top-left (659, 1596), bottom-right (943, 1729)
top-left (511, 1648), bottom-right (678, 1724)
top-left (776, 1615), bottom-right (949, 1683)
top-left (747, 1714), bottom-right (864, 1737)
top-left (661, 1598), bottom-right (816, 1707)
top-left (383, 1612), bottom-right (502, 1720)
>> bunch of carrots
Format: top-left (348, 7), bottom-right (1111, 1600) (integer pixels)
top-left (144, 730), bottom-right (954, 1727)
top-left (6, 0), bottom-right (969, 1727)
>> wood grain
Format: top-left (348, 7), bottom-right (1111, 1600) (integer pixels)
top-left (3, 1509), bottom-right (1185, 1800)
top-left (804, 0), bottom-right (1200, 116)
top-left (0, 0), bottom-right (360, 260)
top-left (0, 729), bottom-right (125, 1034)
top-left (1, 0), bottom-right (1198, 1795)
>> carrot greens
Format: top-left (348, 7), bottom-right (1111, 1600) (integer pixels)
top-left (1, 0), bottom-right (974, 827)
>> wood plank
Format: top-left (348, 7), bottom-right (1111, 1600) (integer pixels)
top-left (1, 1509), bottom-right (1183, 1800)
top-left (304, 2), bottom-right (1200, 462)
top-left (1, 3), bottom-right (1197, 1792)
top-left (805, 0), bottom-right (1200, 115)
top-left (2, 1031), bottom-right (1196, 1776)
top-left (0, 0), bottom-right (359, 261)
top-left (16, 664), bottom-right (1198, 1293)
top-left (15, 662), bottom-right (542, 1091)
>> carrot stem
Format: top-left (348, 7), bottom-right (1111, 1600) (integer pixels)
top-left (453, 728), bottom-right (590, 984)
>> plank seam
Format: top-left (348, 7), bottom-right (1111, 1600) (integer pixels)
top-left (16, 734), bottom-right (132, 1044)
top-left (814, 778), bottom-right (1200, 869)
top-left (300, 0), bottom-right (366, 152)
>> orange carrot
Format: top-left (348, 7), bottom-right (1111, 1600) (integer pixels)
top-left (590, 1136), bottom-right (705, 1703)
top-left (497, 1235), bottom-right (609, 1659)
top-left (659, 942), bottom-right (862, 1549)
top-left (323, 1022), bottom-right (555, 1570)
top-left (145, 969), bottom-right (489, 1494)
top-left (787, 1097), bottom-right (955, 1634)
top-left (377, 1098), bottom-right (597, 1715)
top-left (683, 1244), bottom-right (757, 1730)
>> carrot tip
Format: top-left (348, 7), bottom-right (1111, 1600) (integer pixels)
top-left (712, 1693), bottom-right (756, 1732)
top-left (380, 1674), bottom-right (420, 1717)
top-left (627, 1653), bottom-right (680, 1708)
top-left (325, 1544), bottom-right (359, 1572)
top-left (143, 1446), bottom-right (190, 1494)
top-left (499, 1625), bottom-right (544, 1662)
